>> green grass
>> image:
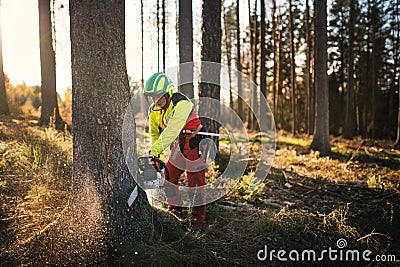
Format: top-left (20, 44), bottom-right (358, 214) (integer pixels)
top-left (228, 172), bottom-right (265, 202)
top-left (133, 132), bottom-right (400, 265)
top-left (0, 117), bottom-right (72, 264)
top-left (21, 142), bottom-right (43, 171)
top-left (277, 134), bottom-right (311, 147)
top-left (25, 184), bottom-right (50, 203)
top-left (1, 117), bottom-right (400, 266)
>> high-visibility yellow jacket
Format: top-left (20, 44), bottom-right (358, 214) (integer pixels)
top-left (149, 91), bottom-right (195, 157)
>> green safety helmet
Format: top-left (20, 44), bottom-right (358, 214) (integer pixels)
top-left (143, 72), bottom-right (174, 97)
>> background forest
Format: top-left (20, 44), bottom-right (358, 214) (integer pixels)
top-left (0, 0), bottom-right (399, 142)
top-left (0, 0), bottom-right (399, 266)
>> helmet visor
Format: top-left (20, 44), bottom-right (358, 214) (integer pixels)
top-left (145, 93), bottom-right (167, 109)
top-left (151, 94), bottom-right (164, 104)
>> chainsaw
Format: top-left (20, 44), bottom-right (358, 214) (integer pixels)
top-left (137, 155), bottom-right (169, 189)
top-left (128, 131), bottom-right (228, 206)
top-left (128, 155), bottom-right (175, 207)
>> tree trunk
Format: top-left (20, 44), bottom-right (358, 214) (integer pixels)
top-left (305, 0), bottom-right (311, 134)
top-left (310, 0), bottom-right (316, 135)
top-left (395, 82), bottom-right (400, 148)
top-left (371, 48), bottom-right (377, 138)
top-left (247, 0), bottom-right (253, 130)
top-left (272, 0), bottom-right (277, 127)
top-left (179, 0), bottom-right (194, 99)
top-left (162, 0), bottom-right (166, 71)
top-left (141, 0), bottom-right (144, 86)
top-left (222, 3), bottom-right (234, 109)
top-left (157, 0), bottom-right (160, 70)
top-left (70, 0), bottom-right (151, 262)
top-left (310, 0), bottom-right (330, 155)
top-left (394, 0), bottom-right (400, 147)
top-left (396, 80), bottom-right (400, 147)
top-left (369, 2), bottom-right (386, 140)
top-left (236, 0), bottom-right (244, 121)
top-left (251, 0), bottom-right (259, 131)
top-left (343, 0), bottom-right (356, 139)
top-left (246, 52), bottom-right (252, 128)
top-left (0, 4), bottom-right (9, 115)
top-left (360, 0), bottom-right (372, 138)
top-left (289, 0), bottom-right (297, 136)
top-left (38, 0), bottom-right (64, 129)
top-left (200, 0), bottom-right (221, 147)
top-left (275, 4), bottom-right (282, 129)
top-left (260, 0), bottom-right (267, 130)
top-left (260, 0), bottom-right (266, 98)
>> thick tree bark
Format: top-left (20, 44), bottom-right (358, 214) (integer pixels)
top-left (247, 0), bottom-right (253, 130)
top-left (360, 0), bottom-right (372, 138)
top-left (395, 80), bottom-right (400, 147)
top-left (310, 49), bottom-right (316, 135)
top-left (0, 6), bottom-right (9, 115)
top-left (370, 5), bottom-right (380, 139)
top-left (222, 4), bottom-right (233, 109)
top-left (251, 0), bottom-right (259, 131)
top-left (38, 0), bottom-right (64, 129)
top-left (272, 0), bottom-right (277, 127)
top-left (275, 4), bottom-right (282, 129)
top-left (199, 0), bottom-right (221, 146)
top-left (309, 0), bottom-right (316, 135)
top-left (260, 0), bottom-right (266, 99)
top-left (70, 0), bottom-right (151, 262)
top-left (162, 0), bottom-right (166, 71)
top-left (310, 0), bottom-right (331, 155)
top-left (289, 0), bottom-right (297, 136)
top-left (343, 0), bottom-right (356, 139)
top-left (157, 0), bottom-right (160, 70)
top-left (141, 0), bottom-right (144, 85)
top-left (305, 0), bottom-right (311, 134)
top-left (260, 0), bottom-right (267, 130)
top-left (179, 0), bottom-right (194, 99)
top-left (394, 0), bottom-right (400, 147)
top-left (236, 0), bottom-right (244, 121)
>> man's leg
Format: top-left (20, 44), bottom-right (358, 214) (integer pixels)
top-left (165, 160), bottom-right (184, 209)
top-left (184, 146), bottom-right (206, 229)
top-left (187, 169), bottom-right (206, 229)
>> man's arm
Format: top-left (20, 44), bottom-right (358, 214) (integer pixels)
top-left (149, 110), bottom-right (161, 146)
top-left (149, 100), bottom-right (193, 156)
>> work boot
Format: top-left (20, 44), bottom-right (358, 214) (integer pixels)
top-left (190, 206), bottom-right (206, 230)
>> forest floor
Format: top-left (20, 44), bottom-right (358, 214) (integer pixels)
top-left (0, 115), bottom-right (399, 266)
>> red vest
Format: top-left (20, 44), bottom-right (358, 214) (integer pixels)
top-left (184, 109), bottom-right (202, 131)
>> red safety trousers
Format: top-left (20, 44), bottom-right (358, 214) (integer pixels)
top-left (165, 137), bottom-right (206, 230)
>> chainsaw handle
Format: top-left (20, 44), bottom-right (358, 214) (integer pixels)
top-left (151, 157), bottom-right (171, 183)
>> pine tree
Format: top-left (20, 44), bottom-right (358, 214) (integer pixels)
top-left (310, 0), bottom-right (331, 154)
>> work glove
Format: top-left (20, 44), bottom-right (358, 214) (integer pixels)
top-left (145, 152), bottom-right (161, 170)
top-left (148, 150), bottom-right (160, 158)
